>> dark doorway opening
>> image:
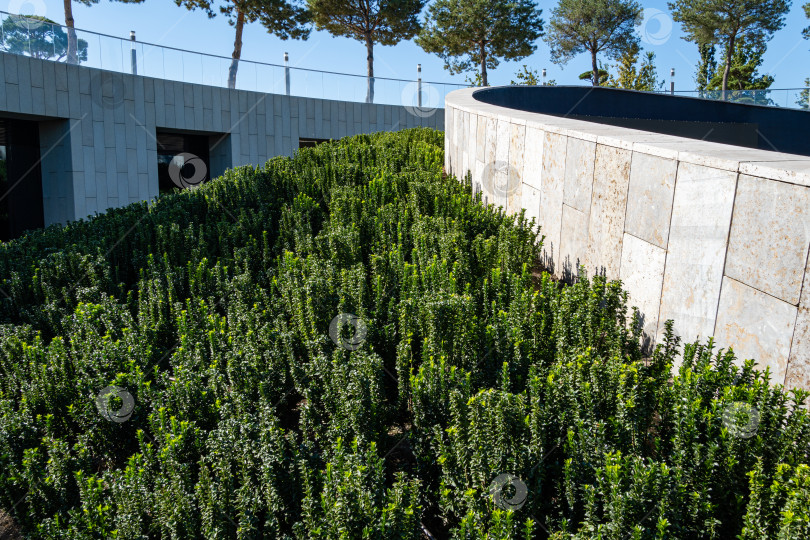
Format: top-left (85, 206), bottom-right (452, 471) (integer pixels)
top-left (299, 137), bottom-right (331, 149)
top-left (0, 119), bottom-right (45, 242)
top-left (157, 132), bottom-right (211, 194)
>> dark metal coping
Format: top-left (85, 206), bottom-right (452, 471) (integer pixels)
top-left (472, 86), bottom-right (810, 157)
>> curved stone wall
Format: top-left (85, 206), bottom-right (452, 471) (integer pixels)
top-left (445, 87), bottom-right (810, 389)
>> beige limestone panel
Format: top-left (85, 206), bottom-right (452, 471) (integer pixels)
top-left (625, 152), bottom-right (678, 249)
top-left (740, 160), bottom-right (810, 188)
top-left (714, 276), bottom-right (797, 383)
top-left (444, 106), bottom-right (453, 174)
top-left (658, 163), bottom-right (737, 346)
top-left (522, 183), bottom-right (542, 236)
top-left (474, 160), bottom-right (486, 205)
top-left (468, 114), bottom-right (478, 173)
top-left (446, 106), bottom-right (454, 146)
top-left (496, 119), bottom-right (510, 161)
top-left (620, 233), bottom-right (667, 344)
top-left (786, 260), bottom-right (810, 392)
top-left (540, 131), bottom-right (568, 275)
top-left (461, 111), bottom-right (469, 176)
top-left (453, 106), bottom-right (461, 166)
top-left (563, 137), bottom-right (597, 213)
top-left (456, 110), bottom-right (464, 177)
top-left (586, 144), bottom-right (632, 281)
top-left (484, 120), bottom-right (512, 209)
top-left (444, 106), bottom-right (452, 169)
top-left (597, 130), bottom-right (685, 151)
top-left (476, 113), bottom-right (487, 163)
top-left (485, 116), bottom-right (497, 164)
top-left (508, 123), bottom-right (526, 214)
top-left (725, 175), bottom-right (810, 305)
top-left (487, 120), bottom-right (507, 208)
top-left (523, 126), bottom-right (544, 191)
top-left (461, 149), bottom-right (469, 183)
top-left (560, 204), bottom-right (589, 280)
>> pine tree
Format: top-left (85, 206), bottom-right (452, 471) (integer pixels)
top-left (175, 0), bottom-right (310, 89)
top-left (804, 2), bottom-right (810, 40)
top-left (61, 0), bottom-right (144, 64)
top-left (416, 0), bottom-right (544, 87)
top-left (705, 38), bottom-right (773, 92)
top-left (695, 42), bottom-right (717, 91)
top-left (669, 0), bottom-right (791, 99)
top-left (545, 0), bottom-right (642, 86)
top-left (578, 68), bottom-right (609, 85)
top-left (307, 0), bottom-right (424, 103)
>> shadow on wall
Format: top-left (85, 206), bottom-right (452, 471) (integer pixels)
top-left (473, 86), bottom-right (810, 157)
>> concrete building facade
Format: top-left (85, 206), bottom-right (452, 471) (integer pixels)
top-left (0, 51), bottom-right (443, 232)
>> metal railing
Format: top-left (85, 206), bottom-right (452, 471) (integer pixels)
top-left (2, 11), bottom-right (807, 111)
top-left (0, 10), bottom-right (466, 108)
top-left (656, 88), bottom-right (810, 110)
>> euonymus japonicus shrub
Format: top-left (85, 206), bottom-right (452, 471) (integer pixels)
top-left (0, 128), bottom-right (808, 539)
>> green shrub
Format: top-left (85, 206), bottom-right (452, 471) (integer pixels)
top-left (0, 128), bottom-right (808, 538)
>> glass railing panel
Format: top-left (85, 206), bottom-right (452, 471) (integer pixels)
top-left (0, 9), bottom-right (465, 106)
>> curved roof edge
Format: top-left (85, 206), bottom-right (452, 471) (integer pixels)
top-left (446, 87), bottom-right (810, 187)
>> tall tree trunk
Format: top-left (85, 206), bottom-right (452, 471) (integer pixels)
top-left (64, 0), bottom-right (78, 65)
top-left (480, 42), bottom-right (487, 86)
top-left (591, 48), bottom-right (599, 86)
top-left (228, 10), bottom-right (246, 90)
top-left (365, 33), bottom-right (374, 104)
top-left (721, 34), bottom-right (735, 101)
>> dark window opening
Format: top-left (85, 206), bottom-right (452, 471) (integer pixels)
top-left (0, 119), bottom-right (45, 242)
top-left (157, 132), bottom-right (211, 194)
top-left (299, 137), bottom-right (331, 149)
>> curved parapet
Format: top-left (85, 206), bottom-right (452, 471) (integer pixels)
top-left (445, 86), bottom-right (810, 389)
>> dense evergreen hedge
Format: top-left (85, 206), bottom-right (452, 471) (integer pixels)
top-left (0, 128), bottom-right (808, 539)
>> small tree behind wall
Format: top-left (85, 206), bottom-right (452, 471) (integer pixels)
top-left (696, 42), bottom-right (717, 91)
top-left (605, 43), bottom-right (664, 91)
top-left (416, 0), bottom-right (544, 87)
top-left (797, 79), bottom-right (809, 109)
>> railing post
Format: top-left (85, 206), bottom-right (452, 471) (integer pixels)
top-left (670, 68), bottom-right (675, 95)
top-left (284, 52), bottom-right (290, 96)
top-left (417, 64), bottom-right (422, 107)
top-left (130, 31), bottom-right (137, 75)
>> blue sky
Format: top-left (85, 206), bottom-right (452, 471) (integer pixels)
top-left (10, 0), bottom-right (810, 91)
